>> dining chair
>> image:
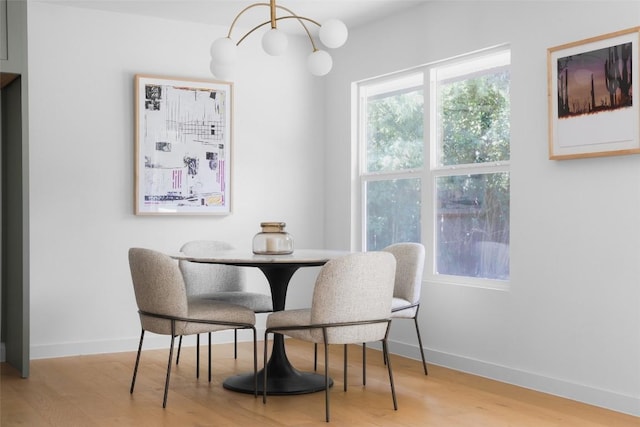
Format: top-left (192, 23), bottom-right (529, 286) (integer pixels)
top-left (384, 242), bottom-right (427, 375)
top-left (314, 242), bottom-right (428, 377)
top-left (176, 240), bottom-right (272, 375)
top-left (263, 252), bottom-right (397, 422)
top-left (127, 247), bottom-right (257, 408)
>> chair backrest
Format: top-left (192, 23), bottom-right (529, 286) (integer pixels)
top-left (310, 251), bottom-right (396, 344)
top-left (179, 240), bottom-right (246, 295)
top-left (383, 242), bottom-right (425, 305)
top-left (128, 248), bottom-right (189, 332)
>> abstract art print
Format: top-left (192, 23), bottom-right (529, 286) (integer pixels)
top-left (134, 75), bottom-right (232, 214)
top-left (547, 27), bottom-right (640, 160)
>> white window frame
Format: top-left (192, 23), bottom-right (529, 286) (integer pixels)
top-left (355, 45), bottom-right (511, 290)
top-left (356, 71), bottom-right (425, 252)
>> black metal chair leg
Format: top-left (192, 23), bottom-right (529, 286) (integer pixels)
top-left (383, 343), bottom-right (388, 366)
top-left (314, 343), bottom-right (318, 371)
top-left (234, 329), bottom-right (238, 359)
top-left (163, 323), bottom-right (176, 408)
top-left (343, 344), bottom-right (348, 391)
top-left (196, 334), bottom-right (200, 379)
top-left (323, 329), bottom-right (330, 423)
top-left (382, 338), bottom-right (398, 411)
top-left (252, 328), bottom-right (258, 397)
top-left (362, 343), bottom-right (366, 385)
top-left (208, 332), bottom-right (212, 382)
top-left (176, 335), bottom-right (182, 365)
top-left (414, 316), bottom-right (428, 375)
top-left (263, 331), bottom-right (269, 404)
top-left (130, 329), bottom-right (145, 394)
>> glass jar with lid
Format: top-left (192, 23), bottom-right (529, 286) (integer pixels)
top-left (252, 222), bottom-right (294, 255)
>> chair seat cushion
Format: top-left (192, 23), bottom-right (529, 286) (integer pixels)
top-left (194, 291), bottom-right (273, 313)
top-left (391, 298), bottom-right (417, 318)
top-left (266, 308), bottom-right (389, 345)
top-left (266, 309), bottom-right (316, 342)
top-left (141, 299), bottom-right (256, 336)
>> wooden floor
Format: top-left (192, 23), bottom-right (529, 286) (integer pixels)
top-left (1, 339), bottom-right (637, 426)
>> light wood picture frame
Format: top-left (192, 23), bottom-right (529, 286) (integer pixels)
top-left (547, 27), bottom-right (640, 160)
top-left (134, 75), bottom-right (232, 215)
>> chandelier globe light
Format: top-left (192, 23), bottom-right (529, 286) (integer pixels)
top-left (319, 19), bottom-right (348, 49)
top-left (209, 0), bottom-right (348, 79)
top-left (307, 49), bottom-right (333, 76)
top-left (262, 28), bottom-right (289, 56)
top-left (210, 37), bottom-right (238, 64)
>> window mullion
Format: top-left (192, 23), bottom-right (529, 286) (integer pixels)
top-left (361, 169), bottom-right (422, 182)
top-left (432, 162), bottom-right (510, 177)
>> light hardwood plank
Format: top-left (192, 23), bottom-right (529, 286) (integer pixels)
top-left (1, 340), bottom-right (637, 426)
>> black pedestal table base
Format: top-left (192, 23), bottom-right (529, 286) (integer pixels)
top-left (223, 334), bottom-right (333, 395)
top-left (223, 261), bottom-right (333, 395)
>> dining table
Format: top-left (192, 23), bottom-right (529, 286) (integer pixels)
top-left (173, 248), bottom-right (349, 395)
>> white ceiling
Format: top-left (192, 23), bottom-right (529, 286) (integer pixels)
top-left (41, 0), bottom-right (431, 29)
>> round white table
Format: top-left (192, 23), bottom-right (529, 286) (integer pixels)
top-left (174, 249), bottom-right (349, 395)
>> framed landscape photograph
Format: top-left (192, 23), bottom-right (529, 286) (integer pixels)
top-left (134, 75), bottom-right (232, 214)
top-left (547, 27), bottom-right (640, 160)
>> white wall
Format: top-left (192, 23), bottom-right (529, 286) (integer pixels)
top-left (27, 2), bottom-right (327, 356)
top-left (25, 0), bottom-right (640, 417)
top-left (325, 1), bottom-right (640, 416)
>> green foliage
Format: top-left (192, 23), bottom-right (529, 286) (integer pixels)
top-left (367, 90), bottom-right (424, 172)
top-left (440, 71), bottom-right (510, 165)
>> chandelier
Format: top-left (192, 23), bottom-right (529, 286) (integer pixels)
top-left (209, 0), bottom-right (348, 80)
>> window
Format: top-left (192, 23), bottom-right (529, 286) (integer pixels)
top-left (357, 47), bottom-right (511, 287)
top-left (359, 73), bottom-right (424, 251)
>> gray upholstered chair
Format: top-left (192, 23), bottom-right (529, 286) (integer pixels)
top-left (176, 240), bottom-right (272, 373)
top-left (263, 252), bottom-right (397, 422)
top-left (128, 248), bottom-right (257, 408)
top-left (385, 242), bottom-right (427, 375)
top-left (314, 243), bottom-right (428, 377)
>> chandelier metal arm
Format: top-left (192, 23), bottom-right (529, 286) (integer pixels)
top-left (210, 0), bottom-right (346, 78)
top-left (227, 2), bottom-right (321, 52)
top-left (236, 16), bottom-right (320, 51)
top-left (226, 2), bottom-right (269, 37)
top-left (276, 16), bottom-right (321, 51)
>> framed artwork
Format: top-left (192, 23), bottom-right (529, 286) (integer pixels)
top-left (547, 27), bottom-right (640, 160)
top-left (134, 75), bottom-right (232, 214)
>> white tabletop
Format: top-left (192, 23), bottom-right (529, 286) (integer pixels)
top-left (171, 249), bottom-right (350, 265)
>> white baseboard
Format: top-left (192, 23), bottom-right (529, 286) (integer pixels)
top-left (388, 339), bottom-right (640, 418)
top-left (29, 329), bottom-right (252, 360)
